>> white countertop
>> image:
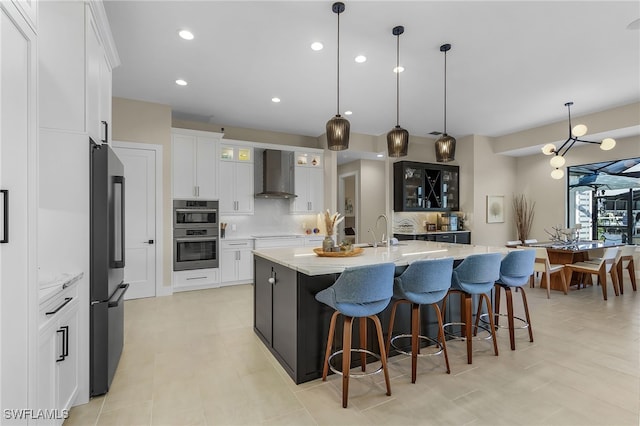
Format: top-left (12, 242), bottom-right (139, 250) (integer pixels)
top-left (253, 240), bottom-right (510, 276)
top-left (39, 271), bottom-right (84, 305)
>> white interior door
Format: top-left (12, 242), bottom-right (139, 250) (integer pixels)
top-left (113, 145), bottom-right (157, 299)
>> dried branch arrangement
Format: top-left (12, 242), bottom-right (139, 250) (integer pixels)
top-left (323, 210), bottom-right (344, 236)
top-left (513, 194), bottom-right (535, 243)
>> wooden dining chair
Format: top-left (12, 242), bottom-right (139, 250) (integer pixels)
top-left (563, 247), bottom-right (620, 300)
top-left (616, 245), bottom-right (637, 293)
top-left (528, 247), bottom-right (567, 298)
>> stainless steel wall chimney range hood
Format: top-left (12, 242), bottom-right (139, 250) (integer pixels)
top-left (255, 149), bottom-right (297, 199)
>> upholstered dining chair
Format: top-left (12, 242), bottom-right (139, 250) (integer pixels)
top-left (442, 252), bottom-right (502, 364)
top-left (493, 249), bottom-right (536, 350)
top-left (563, 247), bottom-right (620, 300)
top-left (529, 246), bottom-right (568, 298)
top-left (315, 262), bottom-right (395, 408)
top-left (386, 257), bottom-right (454, 383)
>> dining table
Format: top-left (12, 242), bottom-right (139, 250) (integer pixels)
top-left (527, 240), bottom-right (623, 291)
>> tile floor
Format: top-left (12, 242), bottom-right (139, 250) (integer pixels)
top-left (67, 275), bottom-right (640, 426)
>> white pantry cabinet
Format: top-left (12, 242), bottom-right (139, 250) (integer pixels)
top-left (37, 285), bottom-right (80, 425)
top-left (219, 144), bottom-right (254, 214)
top-left (219, 239), bottom-right (254, 285)
top-left (86, 3), bottom-right (113, 144)
top-left (172, 129), bottom-right (222, 200)
top-left (0, 0), bottom-right (38, 416)
top-left (291, 152), bottom-right (324, 214)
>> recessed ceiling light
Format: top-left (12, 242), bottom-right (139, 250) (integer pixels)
top-left (344, 111), bottom-right (352, 115)
top-left (311, 42), bottom-right (323, 51)
top-left (178, 30), bottom-right (194, 40)
top-left (376, 154), bottom-right (384, 158)
top-left (627, 18), bottom-right (640, 30)
top-left (355, 55), bottom-right (367, 63)
top-left (175, 79), bottom-right (188, 86)
top-left (271, 97), bottom-right (281, 103)
top-left (393, 66), bottom-right (405, 73)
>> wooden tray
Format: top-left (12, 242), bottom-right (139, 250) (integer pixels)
top-left (313, 247), bottom-right (364, 257)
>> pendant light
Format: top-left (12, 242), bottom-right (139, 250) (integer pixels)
top-left (435, 43), bottom-right (456, 162)
top-left (387, 26), bottom-right (409, 157)
top-left (326, 2), bottom-right (350, 151)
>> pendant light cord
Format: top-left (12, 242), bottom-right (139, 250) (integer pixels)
top-left (396, 33), bottom-right (400, 126)
top-left (443, 49), bottom-right (447, 134)
top-left (336, 11), bottom-right (340, 116)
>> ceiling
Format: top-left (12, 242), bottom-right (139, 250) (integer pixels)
top-left (104, 1), bottom-right (640, 147)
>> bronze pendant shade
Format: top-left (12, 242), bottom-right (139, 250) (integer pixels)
top-left (326, 2), bottom-right (350, 151)
top-left (388, 126), bottom-right (409, 157)
top-left (435, 133), bottom-right (456, 162)
top-left (326, 114), bottom-right (350, 151)
top-left (435, 43), bottom-right (456, 162)
top-left (387, 25), bottom-right (408, 157)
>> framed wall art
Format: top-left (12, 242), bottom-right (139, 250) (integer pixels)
top-left (487, 195), bottom-right (505, 223)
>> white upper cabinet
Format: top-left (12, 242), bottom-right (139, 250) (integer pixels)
top-left (172, 130), bottom-right (221, 200)
top-left (86, 4), bottom-right (111, 144)
top-left (291, 152), bottom-right (324, 214)
top-left (219, 144), bottom-right (254, 214)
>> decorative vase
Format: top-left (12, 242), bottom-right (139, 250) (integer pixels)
top-left (322, 236), bottom-right (334, 252)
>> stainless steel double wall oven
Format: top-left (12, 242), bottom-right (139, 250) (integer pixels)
top-left (173, 200), bottom-right (219, 271)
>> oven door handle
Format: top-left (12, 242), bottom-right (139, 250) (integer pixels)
top-left (175, 237), bottom-right (218, 243)
top-left (174, 209), bottom-right (218, 214)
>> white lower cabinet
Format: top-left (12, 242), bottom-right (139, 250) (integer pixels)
top-left (37, 286), bottom-right (80, 425)
top-left (173, 268), bottom-right (220, 292)
top-left (220, 239), bottom-right (254, 285)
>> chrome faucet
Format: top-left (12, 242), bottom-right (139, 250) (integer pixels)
top-left (369, 214), bottom-right (389, 247)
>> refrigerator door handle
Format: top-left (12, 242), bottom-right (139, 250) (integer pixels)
top-left (108, 283), bottom-right (129, 308)
top-left (1, 189), bottom-right (7, 243)
top-left (111, 176), bottom-right (125, 269)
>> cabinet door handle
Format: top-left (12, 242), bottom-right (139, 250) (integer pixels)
top-left (0, 189), bottom-right (7, 243)
top-left (186, 276), bottom-right (207, 280)
top-left (101, 121), bottom-right (108, 144)
top-left (46, 297), bottom-right (73, 316)
top-left (56, 326), bottom-right (68, 362)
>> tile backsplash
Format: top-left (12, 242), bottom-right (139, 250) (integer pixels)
top-left (221, 198), bottom-right (318, 237)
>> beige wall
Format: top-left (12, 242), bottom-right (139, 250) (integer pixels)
top-left (172, 118), bottom-right (319, 148)
top-left (112, 97), bottom-right (173, 288)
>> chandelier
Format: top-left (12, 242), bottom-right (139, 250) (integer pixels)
top-left (542, 102), bottom-right (616, 179)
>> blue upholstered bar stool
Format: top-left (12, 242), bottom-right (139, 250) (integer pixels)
top-left (442, 253), bottom-right (502, 364)
top-left (386, 257), bottom-right (454, 383)
top-left (493, 249), bottom-right (536, 350)
top-left (315, 262), bottom-right (395, 408)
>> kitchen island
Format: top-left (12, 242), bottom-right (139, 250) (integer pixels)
top-left (253, 240), bottom-right (509, 384)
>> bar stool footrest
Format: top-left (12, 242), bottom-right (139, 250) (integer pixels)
top-left (479, 312), bottom-right (530, 330)
top-left (443, 321), bottom-right (494, 341)
top-left (390, 334), bottom-right (443, 356)
top-left (327, 349), bottom-right (383, 378)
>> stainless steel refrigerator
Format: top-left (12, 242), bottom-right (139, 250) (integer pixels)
top-left (90, 139), bottom-right (129, 396)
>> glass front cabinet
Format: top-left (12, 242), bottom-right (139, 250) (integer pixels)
top-left (393, 161), bottom-right (459, 212)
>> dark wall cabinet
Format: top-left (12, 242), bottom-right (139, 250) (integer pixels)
top-left (394, 161), bottom-right (459, 212)
top-left (394, 231), bottom-right (471, 244)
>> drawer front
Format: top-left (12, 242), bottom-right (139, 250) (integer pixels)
top-left (173, 268), bottom-right (220, 287)
top-left (220, 239), bottom-right (254, 250)
top-left (39, 284), bottom-right (79, 330)
top-left (435, 233), bottom-right (454, 243)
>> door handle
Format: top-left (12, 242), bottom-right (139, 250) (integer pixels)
top-left (143, 240), bottom-right (155, 244)
top-left (0, 190), bottom-right (7, 243)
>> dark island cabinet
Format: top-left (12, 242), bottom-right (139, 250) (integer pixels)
top-left (394, 161), bottom-right (459, 212)
top-left (254, 256), bottom-right (339, 384)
